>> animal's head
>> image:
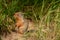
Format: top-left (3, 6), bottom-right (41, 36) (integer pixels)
top-left (14, 12), bottom-right (24, 20)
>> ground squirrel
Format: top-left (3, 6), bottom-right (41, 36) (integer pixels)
top-left (14, 12), bottom-right (35, 34)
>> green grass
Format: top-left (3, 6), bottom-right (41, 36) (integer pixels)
top-left (0, 0), bottom-right (60, 40)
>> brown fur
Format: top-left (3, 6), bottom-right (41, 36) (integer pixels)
top-left (14, 12), bottom-right (24, 27)
top-left (14, 12), bottom-right (35, 34)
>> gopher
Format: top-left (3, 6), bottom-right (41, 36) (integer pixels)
top-left (14, 12), bottom-right (35, 34)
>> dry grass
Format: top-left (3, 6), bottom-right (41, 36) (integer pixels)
top-left (0, 0), bottom-right (60, 40)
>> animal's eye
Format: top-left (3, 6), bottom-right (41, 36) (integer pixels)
top-left (16, 14), bottom-right (19, 16)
